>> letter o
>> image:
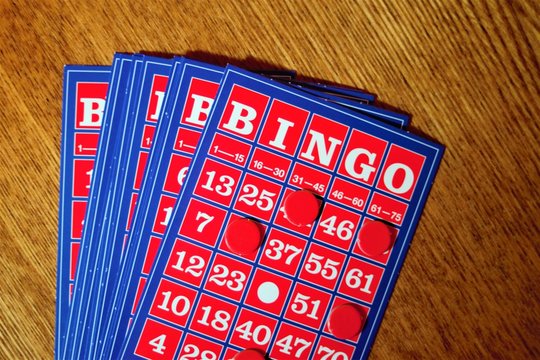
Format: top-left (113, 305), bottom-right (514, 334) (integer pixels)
top-left (383, 163), bottom-right (414, 194)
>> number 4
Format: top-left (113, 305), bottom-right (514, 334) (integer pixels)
top-left (148, 334), bottom-right (167, 354)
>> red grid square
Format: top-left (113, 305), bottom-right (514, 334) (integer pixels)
top-left (314, 336), bottom-right (356, 360)
top-left (75, 82), bottom-right (108, 129)
top-left (244, 268), bottom-right (292, 316)
top-left (337, 128), bottom-right (388, 186)
top-left (189, 293), bottom-right (238, 342)
top-left (145, 74), bottom-right (168, 122)
top-left (71, 201), bottom-right (86, 239)
top-left (134, 151), bottom-right (149, 190)
top-left (126, 193), bottom-right (138, 231)
top-left (323, 296), bottom-right (370, 343)
top-left (338, 256), bottom-right (385, 304)
top-left (218, 84), bottom-right (270, 141)
top-left (233, 173), bottom-right (282, 221)
top-left (376, 144), bottom-right (425, 200)
top-left (134, 318), bottom-right (182, 360)
top-left (142, 236), bottom-right (162, 275)
top-left (229, 308), bottom-right (278, 351)
top-left (141, 124), bottom-right (156, 149)
top-left (298, 114), bottom-right (349, 171)
top-left (274, 188), bottom-right (314, 237)
top-left (72, 159), bottom-right (94, 197)
top-left (288, 162), bottom-right (331, 196)
top-left (352, 217), bottom-right (398, 265)
top-left (174, 127), bottom-right (201, 155)
top-left (248, 147), bottom-right (292, 182)
top-left (367, 192), bottom-right (408, 226)
top-left (74, 133), bottom-right (99, 156)
top-left (149, 278), bottom-right (197, 327)
top-left (258, 98), bottom-right (309, 156)
top-left (164, 238), bottom-right (212, 287)
top-left (259, 228), bottom-right (307, 277)
top-left (132, 277), bottom-right (146, 315)
top-left (180, 77), bottom-right (220, 129)
top-left (203, 253), bottom-right (253, 302)
top-left (209, 132), bottom-right (251, 167)
top-left (298, 243), bottom-right (347, 291)
top-left (193, 159), bottom-right (242, 207)
top-left (313, 203), bottom-right (361, 252)
top-left (152, 195), bottom-right (177, 235)
top-left (270, 322), bottom-right (317, 360)
top-left (177, 333), bottom-right (223, 360)
top-left (163, 153), bottom-right (191, 195)
top-left (328, 177), bottom-right (370, 212)
top-left (69, 242), bottom-right (79, 281)
top-left (218, 213), bottom-right (267, 262)
top-left (178, 198), bottom-right (227, 247)
top-left (284, 283), bottom-right (332, 330)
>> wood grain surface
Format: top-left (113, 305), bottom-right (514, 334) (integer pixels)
top-left (0, 1), bottom-right (538, 359)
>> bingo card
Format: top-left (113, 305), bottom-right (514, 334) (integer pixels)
top-left (101, 58), bottom-right (224, 359)
top-left (120, 66), bottom-right (443, 359)
top-left (56, 65), bottom-right (110, 358)
top-left (87, 56), bottom-right (173, 359)
top-left (104, 59), bottom-right (409, 358)
top-left (62, 54), bottom-right (138, 359)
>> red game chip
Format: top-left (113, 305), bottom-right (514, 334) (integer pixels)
top-left (233, 348), bottom-right (266, 360)
top-left (358, 220), bottom-right (393, 256)
top-left (283, 189), bottom-right (321, 226)
top-left (327, 303), bottom-right (365, 339)
top-left (224, 218), bottom-right (263, 256)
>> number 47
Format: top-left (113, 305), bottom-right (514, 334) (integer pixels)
top-left (275, 334), bottom-right (311, 357)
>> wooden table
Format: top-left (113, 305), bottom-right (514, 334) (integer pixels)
top-left (1, 1), bottom-right (538, 358)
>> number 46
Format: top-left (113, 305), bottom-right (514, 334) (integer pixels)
top-left (318, 215), bottom-right (355, 241)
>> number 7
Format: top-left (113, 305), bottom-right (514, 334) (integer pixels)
top-left (195, 211), bottom-right (214, 233)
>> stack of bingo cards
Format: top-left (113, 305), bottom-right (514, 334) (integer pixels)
top-left (57, 53), bottom-right (444, 360)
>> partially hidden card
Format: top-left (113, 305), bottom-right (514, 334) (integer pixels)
top-left (289, 80), bottom-right (375, 104)
top-left (122, 66), bottom-right (444, 359)
top-left (102, 58), bottom-right (224, 359)
top-left (62, 54), bottom-right (138, 360)
top-left (56, 65), bottom-right (110, 359)
top-left (88, 56), bottom-right (173, 358)
top-left (293, 84), bottom-right (410, 129)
